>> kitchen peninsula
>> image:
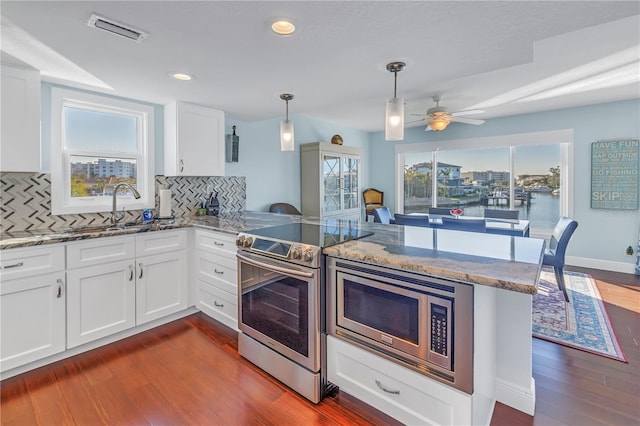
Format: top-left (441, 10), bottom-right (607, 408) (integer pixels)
top-left (1, 212), bottom-right (545, 425)
top-left (324, 222), bottom-right (544, 425)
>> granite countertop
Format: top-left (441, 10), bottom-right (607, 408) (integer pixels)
top-left (0, 211), bottom-right (300, 250)
top-left (323, 222), bottom-right (545, 295)
top-left (1, 212), bottom-right (544, 294)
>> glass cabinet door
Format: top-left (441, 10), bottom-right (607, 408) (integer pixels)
top-left (323, 155), bottom-right (341, 213)
top-left (342, 156), bottom-right (360, 211)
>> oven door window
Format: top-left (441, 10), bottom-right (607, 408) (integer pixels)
top-left (343, 278), bottom-right (419, 345)
top-left (241, 264), bottom-right (309, 357)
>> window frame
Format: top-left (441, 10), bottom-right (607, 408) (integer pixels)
top-left (50, 88), bottom-right (155, 215)
top-left (395, 129), bottom-right (574, 238)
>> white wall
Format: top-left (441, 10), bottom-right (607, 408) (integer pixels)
top-left (369, 99), bottom-right (640, 272)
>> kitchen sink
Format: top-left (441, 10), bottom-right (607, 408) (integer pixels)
top-left (62, 223), bottom-right (153, 235)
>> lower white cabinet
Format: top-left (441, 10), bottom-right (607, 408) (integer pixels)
top-left (194, 230), bottom-right (238, 330)
top-left (66, 230), bottom-right (189, 348)
top-left (136, 250), bottom-right (188, 325)
top-left (327, 335), bottom-right (475, 426)
top-left (0, 273), bottom-right (66, 371)
top-left (66, 260), bottom-right (136, 348)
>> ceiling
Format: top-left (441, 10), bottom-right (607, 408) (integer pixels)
top-left (2, 1), bottom-right (639, 132)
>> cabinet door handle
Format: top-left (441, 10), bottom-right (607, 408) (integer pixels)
top-left (214, 269), bottom-right (224, 275)
top-left (214, 241), bottom-right (224, 247)
top-left (375, 380), bottom-right (400, 395)
top-left (179, 159), bottom-right (184, 173)
top-left (2, 261), bottom-right (24, 269)
top-left (129, 265), bottom-right (134, 281)
top-left (138, 263), bottom-right (143, 279)
top-left (214, 301), bottom-right (224, 307)
top-left (56, 278), bottom-right (64, 298)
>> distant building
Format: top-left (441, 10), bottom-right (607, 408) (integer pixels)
top-left (70, 158), bottom-right (136, 179)
top-left (413, 162), bottom-right (464, 196)
top-left (461, 170), bottom-right (510, 184)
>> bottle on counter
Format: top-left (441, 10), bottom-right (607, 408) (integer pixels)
top-left (208, 192), bottom-right (220, 216)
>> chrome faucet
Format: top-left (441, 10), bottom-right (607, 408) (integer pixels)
top-left (111, 182), bottom-right (141, 225)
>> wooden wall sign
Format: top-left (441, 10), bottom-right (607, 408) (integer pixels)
top-left (591, 139), bottom-right (639, 210)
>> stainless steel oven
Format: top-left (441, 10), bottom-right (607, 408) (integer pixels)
top-left (236, 222), bottom-right (372, 404)
top-left (327, 257), bottom-right (474, 394)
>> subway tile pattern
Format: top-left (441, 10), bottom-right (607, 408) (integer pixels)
top-left (0, 173), bottom-right (245, 233)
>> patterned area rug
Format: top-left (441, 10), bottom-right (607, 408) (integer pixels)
top-left (532, 268), bottom-right (627, 362)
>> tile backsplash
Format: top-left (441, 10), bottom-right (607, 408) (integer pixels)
top-left (0, 173), bottom-right (246, 233)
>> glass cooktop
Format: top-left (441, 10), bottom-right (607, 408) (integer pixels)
top-left (246, 222), bottom-right (373, 248)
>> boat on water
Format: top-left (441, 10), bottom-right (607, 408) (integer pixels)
top-left (551, 188), bottom-right (560, 195)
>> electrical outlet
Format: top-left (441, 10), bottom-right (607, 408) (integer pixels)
top-left (206, 184), bottom-right (213, 194)
top-left (626, 246), bottom-right (634, 256)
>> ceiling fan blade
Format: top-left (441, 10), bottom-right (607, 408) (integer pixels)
top-left (450, 117), bottom-right (485, 125)
top-left (450, 109), bottom-right (485, 117)
top-left (409, 113), bottom-right (426, 116)
top-left (406, 118), bottom-right (426, 124)
top-left (424, 125), bottom-right (433, 132)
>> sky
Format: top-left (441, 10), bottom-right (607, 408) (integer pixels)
top-left (65, 107), bottom-right (137, 153)
top-left (405, 144), bottom-right (561, 176)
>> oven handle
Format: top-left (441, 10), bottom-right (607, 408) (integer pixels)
top-left (236, 252), bottom-right (314, 278)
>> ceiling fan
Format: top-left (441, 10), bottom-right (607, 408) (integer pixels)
top-left (409, 96), bottom-right (485, 131)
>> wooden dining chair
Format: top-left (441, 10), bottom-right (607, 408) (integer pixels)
top-left (543, 217), bottom-right (579, 302)
top-left (440, 217), bottom-right (486, 233)
top-left (363, 188), bottom-right (384, 222)
top-left (394, 214), bottom-right (430, 227)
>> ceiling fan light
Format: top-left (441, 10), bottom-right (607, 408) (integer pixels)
top-left (429, 118), bottom-right (450, 131)
top-left (385, 96), bottom-right (404, 140)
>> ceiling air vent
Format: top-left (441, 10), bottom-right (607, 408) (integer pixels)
top-left (87, 13), bottom-right (148, 41)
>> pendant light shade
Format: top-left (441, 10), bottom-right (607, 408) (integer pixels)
top-left (280, 94), bottom-right (295, 151)
top-left (385, 62), bottom-right (406, 141)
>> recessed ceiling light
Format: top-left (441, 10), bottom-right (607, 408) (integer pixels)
top-left (271, 19), bottom-right (295, 36)
top-left (169, 72), bottom-right (194, 81)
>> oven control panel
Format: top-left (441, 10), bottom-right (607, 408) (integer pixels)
top-left (236, 233), bottom-right (320, 267)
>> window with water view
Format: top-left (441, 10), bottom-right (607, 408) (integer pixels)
top-left (403, 144), bottom-right (562, 237)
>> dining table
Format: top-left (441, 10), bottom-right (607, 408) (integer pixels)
top-left (409, 213), bottom-right (530, 237)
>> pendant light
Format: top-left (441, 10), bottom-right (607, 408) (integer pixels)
top-left (385, 62), bottom-right (406, 141)
top-left (280, 93), bottom-right (295, 151)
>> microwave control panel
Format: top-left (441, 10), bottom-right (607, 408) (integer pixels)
top-left (428, 297), bottom-right (452, 370)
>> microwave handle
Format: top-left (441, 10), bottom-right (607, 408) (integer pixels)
top-left (237, 252), bottom-right (314, 278)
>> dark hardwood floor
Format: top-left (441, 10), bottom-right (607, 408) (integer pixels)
top-left (1, 266), bottom-right (638, 425)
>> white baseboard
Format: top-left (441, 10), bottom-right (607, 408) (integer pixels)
top-left (566, 256), bottom-right (637, 274)
top-left (495, 377), bottom-right (536, 416)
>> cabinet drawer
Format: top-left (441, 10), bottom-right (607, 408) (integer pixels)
top-left (196, 251), bottom-right (237, 295)
top-left (327, 336), bottom-right (472, 426)
top-left (197, 279), bottom-right (237, 329)
top-left (136, 229), bottom-right (187, 257)
top-left (67, 236), bottom-right (135, 269)
top-left (195, 230), bottom-right (236, 257)
top-left (1, 245), bottom-right (65, 280)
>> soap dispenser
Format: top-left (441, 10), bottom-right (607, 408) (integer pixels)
top-left (208, 192), bottom-right (220, 216)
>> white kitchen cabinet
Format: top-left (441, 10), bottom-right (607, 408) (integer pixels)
top-left (300, 142), bottom-right (361, 219)
top-left (66, 259), bottom-right (136, 348)
top-left (164, 101), bottom-right (225, 176)
top-left (327, 335), bottom-right (476, 426)
top-left (66, 230), bottom-right (189, 347)
top-left (0, 64), bottom-right (41, 172)
top-left (135, 231), bottom-right (189, 325)
top-left (194, 229), bottom-right (238, 330)
top-left (0, 245), bottom-right (66, 372)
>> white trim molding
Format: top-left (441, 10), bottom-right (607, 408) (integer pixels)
top-left (567, 256), bottom-right (637, 274)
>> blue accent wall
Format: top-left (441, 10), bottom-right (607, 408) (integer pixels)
top-left (370, 99), bottom-right (640, 269)
top-left (224, 115), bottom-right (371, 211)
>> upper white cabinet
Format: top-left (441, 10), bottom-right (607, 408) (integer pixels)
top-left (164, 101), bottom-right (225, 176)
top-left (301, 142), bottom-right (361, 218)
top-left (0, 64), bottom-right (41, 172)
